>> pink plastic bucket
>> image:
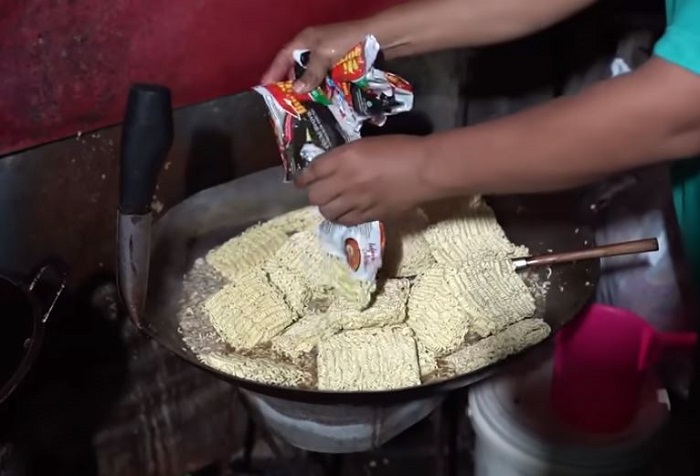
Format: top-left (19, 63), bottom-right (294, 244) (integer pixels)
top-left (551, 304), bottom-right (695, 433)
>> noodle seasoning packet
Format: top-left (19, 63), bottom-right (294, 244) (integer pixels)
top-left (253, 34), bottom-right (414, 300)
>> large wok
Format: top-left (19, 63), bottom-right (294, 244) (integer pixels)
top-left (116, 84), bottom-right (599, 405)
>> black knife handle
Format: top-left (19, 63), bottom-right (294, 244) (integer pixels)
top-left (119, 83), bottom-right (174, 215)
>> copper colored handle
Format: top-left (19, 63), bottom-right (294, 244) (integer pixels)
top-left (520, 238), bottom-right (659, 268)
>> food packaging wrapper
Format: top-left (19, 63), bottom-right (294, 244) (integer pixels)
top-left (253, 35), bottom-right (413, 284)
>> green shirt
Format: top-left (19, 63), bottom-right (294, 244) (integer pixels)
top-left (653, 0), bottom-right (700, 290)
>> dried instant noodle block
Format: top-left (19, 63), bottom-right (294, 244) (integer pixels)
top-left (332, 267), bottom-right (376, 311)
top-left (204, 268), bottom-right (295, 350)
top-left (443, 319), bottom-right (551, 375)
top-left (328, 278), bottom-right (410, 330)
top-left (382, 209), bottom-right (436, 278)
top-left (200, 352), bottom-right (311, 387)
top-left (265, 260), bottom-right (315, 315)
top-left (406, 267), bottom-right (473, 356)
top-left (206, 224), bottom-right (288, 281)
top-left (205, 206), bottom-right (322, 282)
top-left (454, 260), bottom-right (536, 337)
top-left (264, 230), bottom-right (337, 314)
top-left (407, 260), bottom-right (535, 355)
top-left (266, 229), bottom-right (377, 312)
top-left (268, 277), bottom-right (410, 362)
top-left (423, 197), bottom-right (527, 265)
top-left (271, 312), bottom-right (342, 361)
top-left (263, 206), bottom-right (323, 235)
top-left (273, 230), bottom-right (343, 289)
top-left (317, 326), bottom-right (421, 391)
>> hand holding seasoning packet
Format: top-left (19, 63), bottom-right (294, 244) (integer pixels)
top-left (253, 35), bottom-right (413, 297)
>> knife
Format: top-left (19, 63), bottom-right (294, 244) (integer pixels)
top-left (116, 84), bottom-right (173, 328)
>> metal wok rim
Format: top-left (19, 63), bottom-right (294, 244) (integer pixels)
top-left (145, 328), bottom-right (576, 405)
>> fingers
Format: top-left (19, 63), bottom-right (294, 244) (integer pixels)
top-left (300, 170), bottom-right (374, 225)
top-left (293, 154), bottom-right (363, 224)
top-left (334, 210), bottom-right (367, 226)
top-left (294, 53), bottom-right (331, 93)
top-left (307, 177), bottom-right (341, 207)
top-left (294, 154), bottom-right (336, 188)
top-left (261, 47), bottom-right (295, 84)
top-left (285, 66), bottom-right (296, 82)
top-left (319, 197), bottom-right (355, 223)
top-left (261, 25), bottom-right (318, 85)
top-left (264, 51), bottom-right (329, 93)
top-left (328, 200), bottom-right (375, 226)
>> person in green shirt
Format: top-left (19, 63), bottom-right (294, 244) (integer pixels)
top-left (261, 0), bottom-right (700, 285)
top-left (657, 0), bottom-right (700, 290)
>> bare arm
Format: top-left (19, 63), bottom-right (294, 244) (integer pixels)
top-left (263, 0), bottom-right (598, 89)
top-left (422, 57), bottom-right (700, 197)
top-left (370, 0), bottom-right (599, 59)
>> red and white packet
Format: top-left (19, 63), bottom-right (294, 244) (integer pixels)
top-left (254, 35), bottom-right (414, 286)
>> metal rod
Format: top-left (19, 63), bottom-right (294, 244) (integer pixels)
top-left (513, 238), bottom-right (659, 270)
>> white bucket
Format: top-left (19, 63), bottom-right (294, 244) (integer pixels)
top-left (468, 350), bottom-right (669, 476)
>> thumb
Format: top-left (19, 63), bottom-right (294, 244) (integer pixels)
top-left (261, 48), bottom-right (294, 84)
top-left (294, 53), bottom-right (331, 93)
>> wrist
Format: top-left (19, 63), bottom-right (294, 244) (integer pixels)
top-left (362, 11), bottom-right (410, 60)
top-left (416, 134), bottom-right (456, 202)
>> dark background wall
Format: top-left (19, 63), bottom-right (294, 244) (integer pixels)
top-left (0, 0), bottom-right (400, 156)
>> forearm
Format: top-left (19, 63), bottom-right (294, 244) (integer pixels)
top-left (423, 58), bottom-right (700, 196)
top-left (368, 0), bottom-right (598, 59)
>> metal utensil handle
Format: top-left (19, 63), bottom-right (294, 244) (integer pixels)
top-left (520, 238), bottom-right (659, 268)
top-left (119, 83), bottom-right (174, 215)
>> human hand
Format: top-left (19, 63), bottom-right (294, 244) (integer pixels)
top-left (295, 136), bottom-right (437, 225)
top-left (260, 21), bottom-right (368, 93)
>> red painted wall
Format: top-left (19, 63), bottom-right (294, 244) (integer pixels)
top-left (0, 0), bottom-right (402, 156)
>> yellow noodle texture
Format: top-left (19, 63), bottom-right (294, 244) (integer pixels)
top-left (200, 352), bottom-right (311, 387)
top-left (407, 260), bottom-right (536, 356)
top-left (204, 268), bottom-right (296, 351)
top-left (443, 319), bottom-right (551, 375)
top-left (196, 200), bottom-right (545, 391)
top-left (317, 326), bottom-right (421, 391)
